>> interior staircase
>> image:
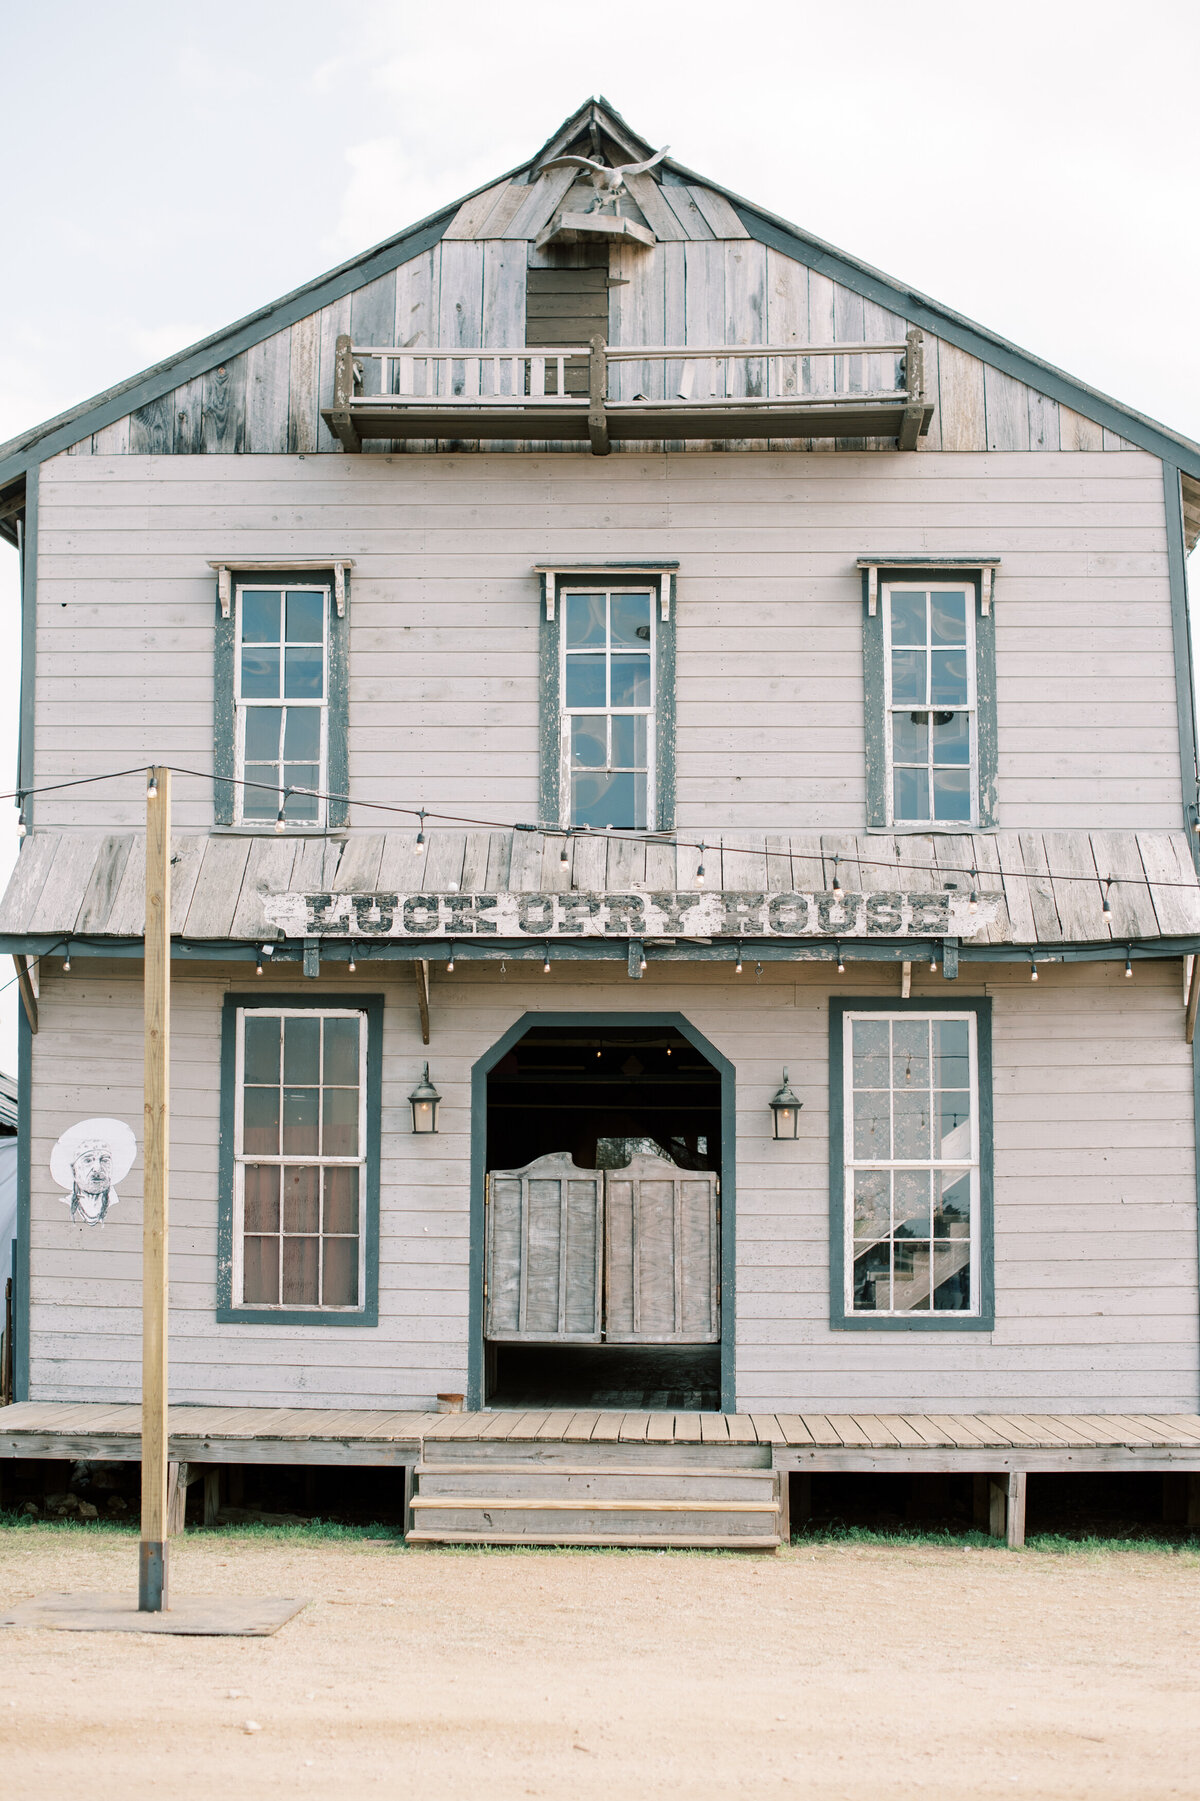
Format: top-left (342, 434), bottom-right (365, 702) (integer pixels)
top-left (406, 1437), bottom-right (786, 1550)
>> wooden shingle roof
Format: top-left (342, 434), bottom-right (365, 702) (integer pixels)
top-left (2, 828), bottom-right (1199, 947)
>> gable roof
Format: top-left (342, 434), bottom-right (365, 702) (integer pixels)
top-left (2, 96), bottom-right (1200, 494)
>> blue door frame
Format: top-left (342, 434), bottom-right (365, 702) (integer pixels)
top-left (469, 1011), bottom-right (737, 1411)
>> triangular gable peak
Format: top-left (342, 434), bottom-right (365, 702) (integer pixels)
top-left (2, 96), bottom-right (1199, 523)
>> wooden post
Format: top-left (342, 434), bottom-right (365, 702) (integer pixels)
top-left (140, 765), bottom-right (171, 1610)
top-left (588, 336), bottom-right (610, 457)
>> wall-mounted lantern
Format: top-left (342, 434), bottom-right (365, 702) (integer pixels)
top-left (408, 1064), bottom-right (442, 1134)
top-left (769, 1068), bottom-right (802, 1140)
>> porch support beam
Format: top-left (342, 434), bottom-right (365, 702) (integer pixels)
top-left (414, 959), bottom-right (430, 1044)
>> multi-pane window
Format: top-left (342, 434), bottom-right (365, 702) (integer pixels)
top-left (234, 1008), bottom-right (365, 1311)
top-left (884, 583), bottom-right (975, 825)
top-left (561, 587), bottom-right (654, 829)
top-left (843, 1011), bottom-right (979, 1317)
top-left (236, 585), bottom-right (328, 826)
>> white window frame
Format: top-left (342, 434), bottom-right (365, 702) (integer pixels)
top-left (882, 580), bottom-right (977, 828)
top-left (842, 1009), bottom-right (981, 1319)
top-left (558, 583), bottom-right (657, 831)
top-left (232, 1005), bottom-right (368, 1313)
top-left (233, 582), bottom-right (330, 828)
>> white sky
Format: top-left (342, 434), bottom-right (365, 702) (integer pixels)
top-left (1, 0), bottom-right (1198, 1068)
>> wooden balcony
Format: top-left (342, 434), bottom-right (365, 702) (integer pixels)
top-left (323, 329), bottom-right (934, 454)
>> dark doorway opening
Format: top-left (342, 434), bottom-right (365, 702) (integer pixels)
top-left (485, 1023), bottom-right (722, 1409)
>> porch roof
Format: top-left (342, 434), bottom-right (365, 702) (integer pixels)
top-left (2, 827), bottom-right (1200, 949)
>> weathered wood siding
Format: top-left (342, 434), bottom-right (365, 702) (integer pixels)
top-left (60, 213), bottom-right (1135, 459)
top-left (26, 958), bottom-right (1197, 1412)
top-left (33, 447), bottom-right (1179, 833)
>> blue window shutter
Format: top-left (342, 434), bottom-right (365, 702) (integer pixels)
top-left (975, 603), bottom-right (998, 829)
top-left (213, 584), bottom-right (236, 826)
top-left (862, 571), bottom-right (888, 829)
top-left (538, 575), bottom-right (561, 826)
top-left (327, 580), bottom-right (350, 828)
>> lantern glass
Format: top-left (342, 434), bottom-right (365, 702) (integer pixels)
top-left (769, 1069), bottom-right (802, 1140)
top-left (408, 1064), bottom-right (441, 1134)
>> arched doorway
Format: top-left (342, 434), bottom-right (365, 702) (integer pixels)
top-left (469, 1013), bottom-right (735, 1411)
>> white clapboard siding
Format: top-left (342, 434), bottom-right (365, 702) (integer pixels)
top-left (23, 956), bottom-right (1198, 1412)
top-left (31, 447), bottom-right (1178, 835)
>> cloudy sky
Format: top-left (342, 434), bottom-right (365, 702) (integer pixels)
top-left (0, 0), bottom-right (1197, 1063)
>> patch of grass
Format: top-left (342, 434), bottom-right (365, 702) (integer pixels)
top-left (794, 1522), bottom-right (1200, 1557)
top-left (0, 1513), bottom-right (404, 1544)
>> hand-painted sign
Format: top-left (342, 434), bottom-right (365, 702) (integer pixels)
top-left (50, 1118), bottom-right (138, 1226)
top-left (263, 889), bottom-right (996, 940)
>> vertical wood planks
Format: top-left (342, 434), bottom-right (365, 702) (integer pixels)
top-left (984, 367), bottom-right (1031, 451)
top-left (936, 340), bottom-right (986, 450)
top-left (246, 329), bottom-right (291, 452)
top-left (202, 357), bottom-right (247, 453)
top-left (288, 311), bottom-right (321, 453)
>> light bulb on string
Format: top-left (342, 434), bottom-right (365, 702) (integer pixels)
top-left (1102, 881), bottom-right (1113, 918)
top-left (147, 770), bottom-right (158, 800)
top-left (836, 944), bottom-right (845, 975)
top-left (16, 798), bottom-right (26, 837)
top-left (1030, 953), bottom-right (1038, 982)
top-left (696, 843), bottom-right (706, 885)
top-left (560, 836), bottom-right (570, 868)
top-left (831, 856), bottom-right (842, 897)
top-left (968, 872), bottom-right (978, 913)
top-left (543, 946), bottom-right (551, 974)
top-left (62, 942), bottom-right (71, 974)
top-left (274, 792), bottom-right (288, 834)
top-left (1125, 952), bottom-right (1134, 979)
top-left (255, 948), bottom-right (264, 976)
top-left (415, 809), bottom-right (426, 854)
top-left (348, 944), bottom-right (357, 973)
top-left (446, 945), bottom-right (455, 973)
top-left (735, 944), bottom-right (743, 974)
top-left (639, 948), bottom-right (647, 973)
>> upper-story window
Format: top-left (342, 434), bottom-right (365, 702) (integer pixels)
top-left (213, 564), bottom-right (350, 830)
top-left (885, 583), bottom-right (975, 826)
top-left (237, 585), bottom-right (328, 827)
top-left (538, 565), bottom-right (677, 832)
top-left (862, 566), bottom-right (998, 832)
top-left (563, 586), bottom-right (655, 829)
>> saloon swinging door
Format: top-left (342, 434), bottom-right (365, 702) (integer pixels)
top-left (484, 1150), bottom-right (720, 1346)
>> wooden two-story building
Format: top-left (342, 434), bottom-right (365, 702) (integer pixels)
top-left (2, 99), bottom-right (1199, 1545)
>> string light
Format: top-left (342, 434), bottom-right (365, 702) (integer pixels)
top-left (445, 944), bottom-right (455, 973)
top-left (1030, 952), bottom-right (1038, 982)
top-left (348, 944), bottom-right (357, 973)
top-left (735, 944), bottom-right (743, 974)
top-left (62, 943), bottom-right (71, 974)
top-left (836, 944), bottom-right (845, 974)
top-left (146, 770), bottom-right (158, 800)
top-left (255, 948), bottom-right (264, 976)
top-left (415, 809), bottom-right (426, 854)
top-left (696, 843), bottom-right (706, 885)
top-left (968, 871), bottom-right (978, 913)
top-left (639, 947), bottom-right (647, 973)
top-left (559, 836), bottom-right (570, 867)
top-left (16, 796), bottom-right (26, 837)
top-left (1102, 881), bottom-right (1113, 918)
top-left (543, 946), bottom-right (551, 973)
top-left (1125, 951), bottom-right (1134, 979)
top-left (831, 856), bottom-right (842, 897)
top-left (274, 793), bottom-right (288, 833)
top-left (930, 953), bottom-right (938, 972)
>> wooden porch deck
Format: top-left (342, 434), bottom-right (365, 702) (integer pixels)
top-left (3, 1403), bottom-right (1200, 1473)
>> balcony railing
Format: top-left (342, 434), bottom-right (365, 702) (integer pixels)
top-left (324, 329), bottom-right (933, 454)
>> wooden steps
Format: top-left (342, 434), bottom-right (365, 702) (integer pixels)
top-left (407, 1440), bottom-right (785, 1549)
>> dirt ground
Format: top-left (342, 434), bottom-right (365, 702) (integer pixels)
top-left (1, 1528), bottom-right (1198, 1799)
